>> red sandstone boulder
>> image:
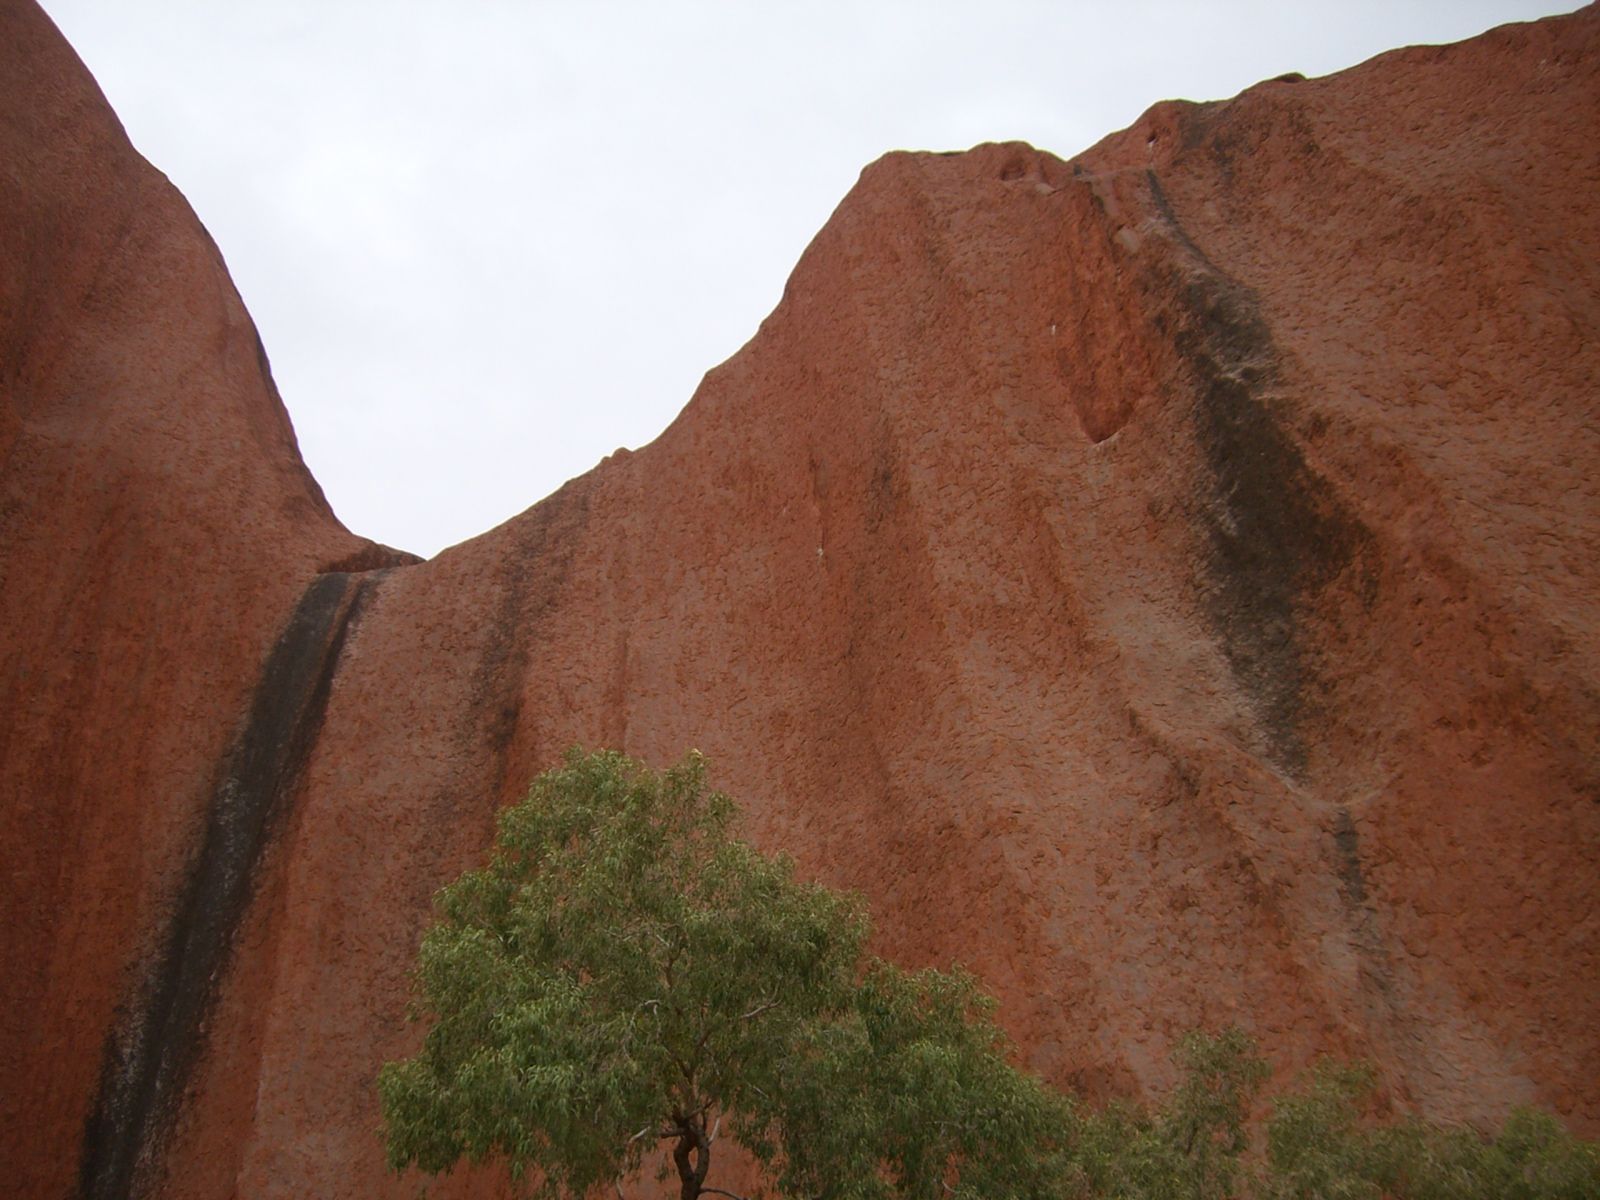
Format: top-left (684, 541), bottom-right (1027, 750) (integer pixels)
top-left (2, 3), bottom-right (1596, 1197)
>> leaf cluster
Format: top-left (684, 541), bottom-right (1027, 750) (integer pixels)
top-left (1260, 1062), bottom-right (1600, 1200)
top-left (1066, 1032), bottom-right (1600, 1200)
top-left (743, 962), bottom-right (1074, 1199)
top-left (1067, 1028), bottom-right (1268, 1200)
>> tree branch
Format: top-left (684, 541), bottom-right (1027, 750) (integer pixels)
top-left (627, 1124), bottom-right (681, 1145)
top-left (693, 1026), bottom-right (715, 1059)
top-left (738, 999), bottom-right (780, 1021)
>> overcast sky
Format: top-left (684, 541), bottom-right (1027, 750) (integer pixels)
top-left (43, 1), bottom-right (1576, 558)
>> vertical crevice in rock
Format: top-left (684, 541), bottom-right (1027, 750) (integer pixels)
top-left (79, 570), bottom-right (375, 1200)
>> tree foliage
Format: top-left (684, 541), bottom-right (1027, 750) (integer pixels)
top-left (1066, 1028), bottom-right (1268, 1200)
top-left (378, 749), bottom-right (1067, 1199)
top-left (379, 747), bottom-right (1600, 1199)
top-left (1259, 1061), bottom-right (1600, 1200)
top-left (1067, 1033), bottom-right (1599, 1200)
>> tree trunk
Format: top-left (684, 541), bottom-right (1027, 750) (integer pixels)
top-left (672, 1119), bottom-right (710, 1200)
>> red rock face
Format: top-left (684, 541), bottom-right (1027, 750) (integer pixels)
top-left (0, 5), bottom-right (411, 1197)
top-left (3, 2), bottom-right (1597, 1197)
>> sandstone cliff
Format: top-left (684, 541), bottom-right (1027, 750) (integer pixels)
top-left (2, 2), bottom-right (1597, 1197)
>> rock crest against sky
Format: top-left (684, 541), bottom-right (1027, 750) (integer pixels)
top-left (2, 2), bottom-right (1598, 1197)
top-left (41, 0), bottom-right (1578, 557)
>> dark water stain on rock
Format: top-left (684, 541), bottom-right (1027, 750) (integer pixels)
top-left (79, 571), bottom-right (375, 1199)
top-left (1144, 169), bottom-right (1375, 777)
top-left (1332, 807), bottom-right (1369, 905)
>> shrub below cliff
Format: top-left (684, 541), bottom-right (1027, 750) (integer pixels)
top-left (1071, 1031), bottom-right (1599, 1200)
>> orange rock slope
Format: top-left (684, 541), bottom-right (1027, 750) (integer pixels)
top-left (3, 2), bottom-right (1597, 1196)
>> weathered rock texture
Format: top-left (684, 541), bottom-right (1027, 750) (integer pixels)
top-left (3, 1), bottom-right (1597, 1196)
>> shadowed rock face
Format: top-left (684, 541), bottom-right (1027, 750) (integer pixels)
top-left (2, 2), bottom-right (1597, 1196)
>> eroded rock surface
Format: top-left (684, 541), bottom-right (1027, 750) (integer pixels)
top-left (2, 2), bottom-right (1596, 1196)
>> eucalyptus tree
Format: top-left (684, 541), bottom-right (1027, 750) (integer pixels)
top-left (379, 749), bottom-right (1069, 1200)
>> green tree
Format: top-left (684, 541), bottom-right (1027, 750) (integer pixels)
top-left (378, 749), bottom-right (1069, 1199)
top-left (1069, 1028), bottom-right (1268, 1200)
top-left (1068, 1029), bottom-right (1600, 1200)
top-left (1261, 1059), bottom-right (1600, 1200)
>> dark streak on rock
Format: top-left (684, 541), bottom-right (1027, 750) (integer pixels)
top-left (1332, 807), bottom-right (1368, 905)
top-left (1329, 806), bottom-right (1402, 1019)
top-left (471, 478), bottom-right (594, 806)
top-left (1145, 168), bottom-right (1374, 776)
top-left (79, 571), bottom-right (375, 1200)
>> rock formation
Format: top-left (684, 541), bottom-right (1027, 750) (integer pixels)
top-left (2, 1), bottom-right (1596, 1196)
